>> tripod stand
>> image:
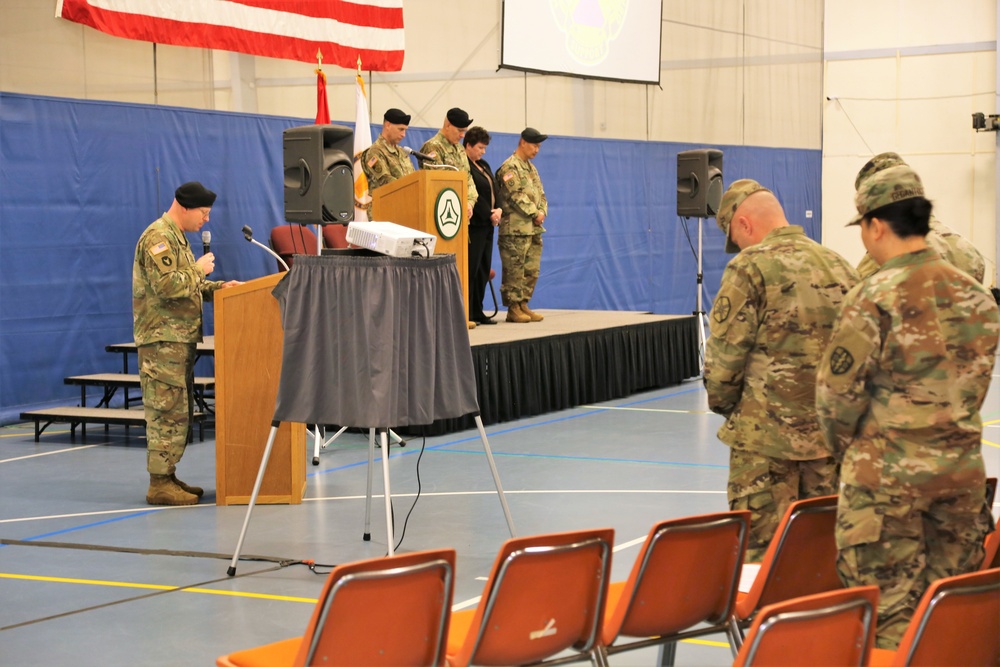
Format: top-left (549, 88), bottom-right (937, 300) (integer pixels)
top-left (227, 413), bottom-right (515, 574)
top-left (226, 253), bottom-right (517, 574)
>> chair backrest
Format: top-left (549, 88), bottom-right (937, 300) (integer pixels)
top-left (322, 223), bottom-right (350, 249)
top-left (293, 548), bottom-right (455, 667)
top-left (449, 527), bottom-right (614, 667)
top-left (891, 567), bottom-right (1000, 667)
top-left (982, 530), bottom-right (1000, 571)
top-left (736, 495), bottom-right (842, 619)
top-left (270, 224), bottom-right (318, 270)
top-left (602, 510), bottom-right (750, 645)
top-left (734, 585), bottom-right (878, 667)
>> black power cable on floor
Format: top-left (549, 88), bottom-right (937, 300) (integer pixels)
top-left (387, 435), bottom-right (426, 555)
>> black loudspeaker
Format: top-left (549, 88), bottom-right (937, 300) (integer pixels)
top-left (283, 124), bottom-right (354, 224)
top-left (677, 149), bottom-right (724, 218)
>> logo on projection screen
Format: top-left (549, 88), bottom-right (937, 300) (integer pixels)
top-left (434, 188), bottom-right (462, 240)
top-left (550, 0), bottom-right (627, 66)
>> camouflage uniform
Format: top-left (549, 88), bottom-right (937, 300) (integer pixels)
top-left (419, 131), bottom-right (478, 209)
top-left (856, 217), bottom-right (986, 282)
top-left (817, 166), bottom-right (1000, 649)
top-left (361, 135), bottom-right (414, 215)
top-left (496, 154), bottom-right (547, 306)
top-left (133, 214), bottom-right (224, 476)
top-left (705, 213), bottom-right (858, 561)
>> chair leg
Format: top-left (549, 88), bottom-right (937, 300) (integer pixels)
top-left (590, 646), bottom-right (610, 667)
top-left (658, 641), bottom-right (677, 666)
top-left (727, 617), bottom-right (744, 657)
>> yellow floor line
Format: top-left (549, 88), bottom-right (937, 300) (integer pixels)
top-left (681, 638), bottom-right (731, 648)
top-left (0, 572), bottom-right (317, 603)
top-left (984, 439), bottom-right (999, 450)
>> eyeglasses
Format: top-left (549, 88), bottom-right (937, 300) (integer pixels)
top-left (191, 207), bottom-right (211, 219)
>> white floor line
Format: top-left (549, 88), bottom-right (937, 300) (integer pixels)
top-left (0, 489), bottom-right (726, 525)
top-left (580, 405), bottom-right (713, 414)
top-left (0, 445), bottom-right (100, 463)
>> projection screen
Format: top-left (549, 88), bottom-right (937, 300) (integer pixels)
top-left (500, 0), bottom-right (663, 85)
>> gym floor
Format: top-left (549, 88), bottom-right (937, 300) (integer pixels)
top-left (2, 370), bottom-right (998, 666)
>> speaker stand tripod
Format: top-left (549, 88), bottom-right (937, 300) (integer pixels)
top-left (692, 216), bottom-right (709, 372)
top-left (308, 424), bottom-right (406, 465)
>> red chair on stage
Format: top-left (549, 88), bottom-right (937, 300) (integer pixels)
top-left (321, 224), bottom-right (349, 250)
top-left (270, 224), bottom-right (318, 271)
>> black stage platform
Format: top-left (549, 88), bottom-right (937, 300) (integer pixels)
top-left (410, 309), bottom-right (700, 435)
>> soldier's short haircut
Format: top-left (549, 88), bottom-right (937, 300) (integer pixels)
top-left (463, 126), bottom-right (491, 147)
top-left (863, 197), bottom-right (933, 238)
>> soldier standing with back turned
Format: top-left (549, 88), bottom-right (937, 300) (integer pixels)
top-left (704, 179), bottom-right (858, 561)
top-left (816, 164), bottom-right (998, 649)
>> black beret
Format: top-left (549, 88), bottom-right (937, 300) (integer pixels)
top-left (446, 107), bottom-right (472, 128)
top-left (520, 127), bottom-right (548, 144)
top-left (383, 108), bottom-right (411, 125)
top-left (174, 181), bottom-right (217, 208)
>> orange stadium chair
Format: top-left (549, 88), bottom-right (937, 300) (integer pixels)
top-left (982, 530), bottom-right (1000, 571)
top-left (445, 528), bottom-right (614, 667)
top-left (270, 224), bottom-right (318, 271)
top-left (867, 568), bottom-right (1000, 667)
top-left (216, 548), bottom-right (455, 667)
top-left (597, 511), bottom-right (750, 664)
top-left (728, 495), bottom-right (842, 653)
top-left (732, 586), bottom-right (878, 667)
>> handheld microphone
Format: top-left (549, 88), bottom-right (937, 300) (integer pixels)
top-left (202, 230), bottom-right (212, 255)
top-left (402, 146), bottom-right (435, 162)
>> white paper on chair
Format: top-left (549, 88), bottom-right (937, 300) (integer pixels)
top-left (738, 563), bottom-right (761, 593)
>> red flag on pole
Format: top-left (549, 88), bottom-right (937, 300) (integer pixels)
top-left (315, 66), bottom-right (330, 124)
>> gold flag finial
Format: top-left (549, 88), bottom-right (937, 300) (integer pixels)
top-left (357, 55), bottom-right (362, 76)
top-left (316, 49), bottom-right (323, 66)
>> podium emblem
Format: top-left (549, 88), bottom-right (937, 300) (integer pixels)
top-left (434, 187), bottom-right (462, 240)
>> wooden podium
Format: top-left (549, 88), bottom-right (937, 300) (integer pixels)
top-left (372, 169), bottom-right (470, 311)
top-left (213, 273), bottom-right (306, 506)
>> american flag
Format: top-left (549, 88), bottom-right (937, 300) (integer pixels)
top-left (56, 0), bottom-right (404, 71)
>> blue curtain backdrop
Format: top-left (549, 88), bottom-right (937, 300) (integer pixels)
top-left (0, 92), bottom-right (821, 422)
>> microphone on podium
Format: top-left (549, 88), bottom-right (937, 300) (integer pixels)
top-left (202, 230), bottom-right (212, 255)
top-left (241, 225), bottom-right (289, 272)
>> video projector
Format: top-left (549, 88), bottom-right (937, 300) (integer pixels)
top-left (345, 221), bottom-right (437, 258)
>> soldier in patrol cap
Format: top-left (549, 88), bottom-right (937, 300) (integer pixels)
top-left (816, 164), bottom-right (999, 649)
top-left (704, 178), bottom-right (858, 561)
top-left (361, 108), bottom-right (416, 214)
top-left (133, 181), bottom-right (241, 505)
top-left (853, 152), bottom-right (985, 283)
top-left (420, 107), bottom-right (478, 222)
top-left (496, 127), bottom-right (549, 324)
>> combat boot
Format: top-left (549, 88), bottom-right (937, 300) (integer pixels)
top-left (171, 473), bottom-right (204, 497)
top-left (147, 474), bottom-right (199, 506)
top-left (520, 302), bottom-right (544, 322)
top-left (506, 302), bottom-right (530, 323)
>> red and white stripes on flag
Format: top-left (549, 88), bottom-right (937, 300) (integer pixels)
top-left (56, 0), bottom-right (404, 71)
top-left (353, 73), bottom-right (373, 221)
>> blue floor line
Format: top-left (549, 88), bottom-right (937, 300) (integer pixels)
top-left (5, 510), bottom-right (161, 546)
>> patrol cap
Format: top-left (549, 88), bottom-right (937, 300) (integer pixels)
top-left (175, 181), bottom-right (217, 209)
top-left (848, 164), bottom-right (925, 226)
top-left (446, 107), bottom-right (472, 128)
top-left (854, 151), bottom-right (907, 191)
top-left (715, 179), bottom-right (771, 253)
top-left (384, 108), bottom-right (411, 125)
top-left (520, 127), bottom-right (548, 144)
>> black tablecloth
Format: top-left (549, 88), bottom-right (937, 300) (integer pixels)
top-left (271, 254), bottom-right (479, 427)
